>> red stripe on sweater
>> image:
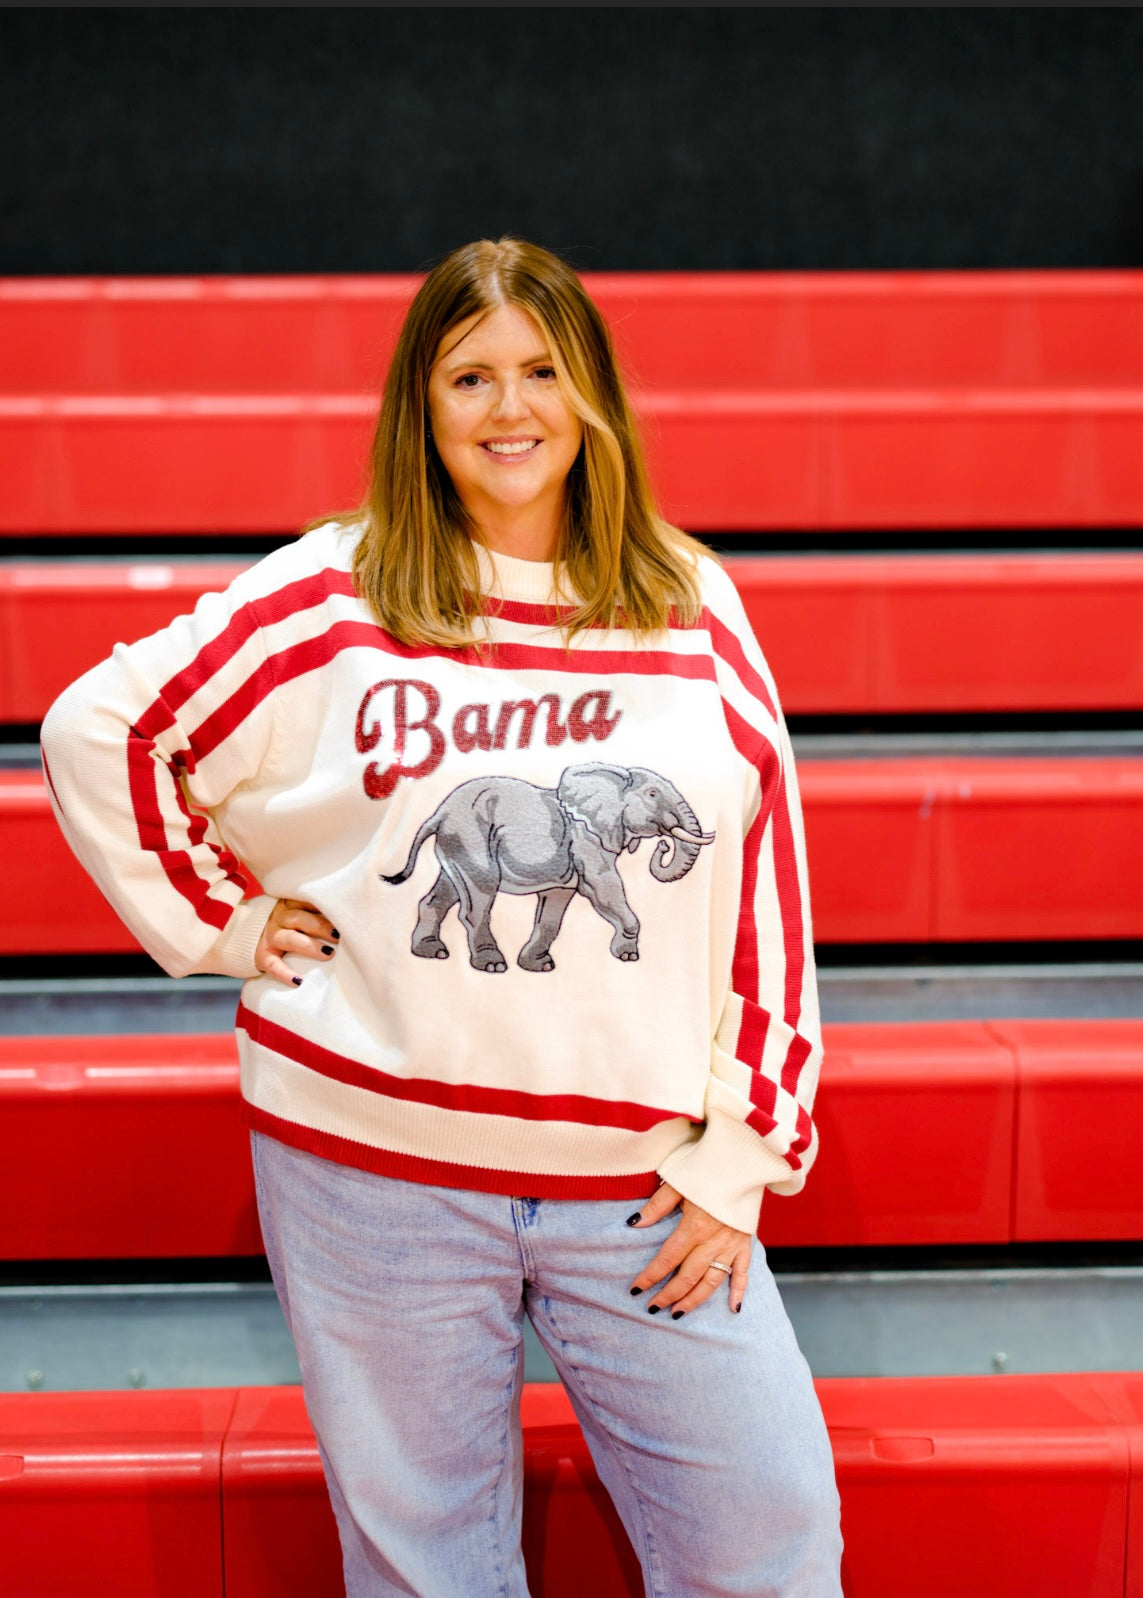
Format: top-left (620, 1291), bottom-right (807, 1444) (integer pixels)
top-left (487, 600), bottom-right (778, 734)
top-left (745, 1102), bottom-right (778, 1140)
top-left (770, 768), bottom-right (812, 1100)
top-left (771, 770), bottom-right (805, 1032)
top-left (126, 733), bottom-right (232, 930)
top-left (719, 695), bottom-right (778, 777)
top-left (704, 609), bottom-right (777, 720)
top-left (140, 569), bottom-right (357, 734)
top-left (718, 699), bottom-right (813, 1105)
top-left (480, 596), bottom-right (776, 721)
top-left (744, 1082), bottom-right (809, 1173)
top-left (237, 1004), bottom-right (698, 1133)
top-left (744, 1078), bottom-right (803, 1170)
top-left (734, 998), bottom-right (771, 1074)
top-left (480, 596), bottom-right (579, 627)
top-left (744, 1103), bottom-right (803, 1173)
top-left (720, 699), bottom-right (781, 1007)
top-left (479, 596), bottom-right (701, 630)
top-left (129, 569), bottom-right (365, 924)
top-left (169, 750), bottom-right (249, 889)
top-left (788, 1105), bottom-right (814, 1161)
top-left (731, 803), bottom-right (764, 1010)
top-left (781, 1033), bottom-right (814, 1102)
top-left (246, 1104), bottom-right (662, 1201)
top-left (137, 565), bottom-right (762, 744)
top-left (188, 621), bottom-right (719, 760)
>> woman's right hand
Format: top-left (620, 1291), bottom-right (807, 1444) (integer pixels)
top-left (255, 898), bottom-right (340, 987)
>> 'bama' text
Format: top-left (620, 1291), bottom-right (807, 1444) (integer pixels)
top-left (355, 678), bottom-right (622, 799)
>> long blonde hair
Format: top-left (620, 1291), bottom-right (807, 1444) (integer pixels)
top-left (307, 236), bottom-right (705, 645)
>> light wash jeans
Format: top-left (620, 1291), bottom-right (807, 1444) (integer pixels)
top-left (251, 1131), bottom-right (843, 1598)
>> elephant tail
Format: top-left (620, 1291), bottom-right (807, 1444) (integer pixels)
top-left (379, 811), bottom-right (442, 885)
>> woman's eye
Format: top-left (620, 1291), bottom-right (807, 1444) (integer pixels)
top-left (455, 373), bottom-right (484, 389)
top-left (531, 366), bottom-right (557, 381)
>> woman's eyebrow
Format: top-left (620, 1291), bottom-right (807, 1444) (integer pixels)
top-left (440, 351), bottom-right (553, 375)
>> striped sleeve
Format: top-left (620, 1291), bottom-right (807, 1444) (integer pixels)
top-left (39, 568), bottom-right (289, 980)
top-left (657, 564), bottom-right (823, 1234)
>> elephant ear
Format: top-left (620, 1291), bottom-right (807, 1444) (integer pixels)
top-left (558, 764), bottom-right (630, 854)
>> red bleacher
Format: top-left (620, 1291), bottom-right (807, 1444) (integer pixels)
top-left (0, 562), bottom-right (249, 724)
top-left (3, 273), bottom-right (1143, 532)
top-left (0, 1032), bottom-right (260, 1260)
top-left (7, 273), bottom-right (1143, 391)
top-left (3, 1020), bottom-right (1140, 1261)
top-left (0, 1387), bottom-right (235, 1598)
top-left (993, 1019), bottom-right (1143, 1242)
top-left (801, 754), bottom-right (1143, 944)
top-left (7, 552), bottom-right (1143, 722)
top-left (4, 1375), bottom-right (1143, 1598)
top-left (734, 553), bottom-right (1143, 715)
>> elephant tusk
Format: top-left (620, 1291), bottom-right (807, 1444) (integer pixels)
top-left (668, 825), bottom-right (715, 844)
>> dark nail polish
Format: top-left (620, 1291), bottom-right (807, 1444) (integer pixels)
top-left (292, 976), bottom-right (302, 987)
top-left (647, 1304), bottom-right (661, 1315)
top-left (629, 1286), bottom-right (643, 1297)
top-left (625, 1212), bottom-right (642, 1227)
top-left (671, 1310), bottom-right (685, 1320)
top-left (734, 1303), bottom-right (742, 1313)
top-left (330, 929), bottom-right (340, 939)
top-left (321, 945), bottom-right (334, 955)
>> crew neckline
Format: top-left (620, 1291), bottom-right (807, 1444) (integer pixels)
top-left (471, 541), bottom-right (567, 605)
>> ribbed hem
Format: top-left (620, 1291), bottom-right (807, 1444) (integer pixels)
top-left (245, 1103), bottom-right (661, 1202)
top-left (196, 895), bottom-right (277, 979)
top-left (657, 1108), bottom-right (795, 1233)
top-left (239, 1025), bottom-right (697, 1181)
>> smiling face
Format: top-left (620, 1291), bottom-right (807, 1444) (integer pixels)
top-left (426, 302), bottom-right (584, 560)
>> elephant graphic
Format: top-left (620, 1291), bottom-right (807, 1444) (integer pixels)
top-left (380, 763), bottom-right (714, 973)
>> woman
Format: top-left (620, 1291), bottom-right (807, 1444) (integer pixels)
top-left (42, 237), bottom-right (843, 1596)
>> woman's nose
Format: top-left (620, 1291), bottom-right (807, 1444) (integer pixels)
top-left (492, 380), bottom-right (528, 421)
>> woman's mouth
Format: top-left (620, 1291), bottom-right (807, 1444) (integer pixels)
top-left (481, 439), bottom-right (540, 457)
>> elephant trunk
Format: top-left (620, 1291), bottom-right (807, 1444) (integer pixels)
top-left (649, 792), bottom-right (711, 883)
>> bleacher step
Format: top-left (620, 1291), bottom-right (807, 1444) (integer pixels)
top-left (5, 1266), bottom-right (1143, 1395)
top-left (2, 961), bottom-right (1141, 1036)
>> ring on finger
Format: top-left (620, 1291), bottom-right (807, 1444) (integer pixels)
top-left (708, 1260), bottom-right (732, 1276)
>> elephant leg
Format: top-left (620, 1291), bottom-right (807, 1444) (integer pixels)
top-left (578, 863), bottom-right (641, 962)
top-left (453, 867), bottom-right (508, 974)
top-left (411, 870), bottom-right (458, 960)
top-left (518, 888), bottom-right (575, 973)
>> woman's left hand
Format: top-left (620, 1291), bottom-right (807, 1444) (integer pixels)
top-left (627, 1183), bottom-right (752, 1317)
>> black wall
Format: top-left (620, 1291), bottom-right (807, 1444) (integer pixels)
top-left (4, 7), bottom-right (1143, 274)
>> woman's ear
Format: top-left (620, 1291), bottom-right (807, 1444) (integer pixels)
top-left (557, 764), bottom-right (630, 854)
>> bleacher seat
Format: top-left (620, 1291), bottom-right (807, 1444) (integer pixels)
top-left (993, 1019), bottom-right (1143, 1242)
top-left (4, 273), bottom-right (1142, 532)
top-left (7, 273), bottom-right (1141, 393)
top-left (0, 1386), bottom-right (234, 1598)
top-left (4, 1376), bottom-right (1143, 1598)
top-left (7, 552), bottom-right (1143, 722)
top-left (0, 1031), bottom-right (259, 1260)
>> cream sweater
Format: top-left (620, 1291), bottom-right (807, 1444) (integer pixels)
top-left (41, 523), bottom-right (822, 1233)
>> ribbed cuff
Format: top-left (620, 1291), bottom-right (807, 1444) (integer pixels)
top-left (195, 895), bottom-right (277, 980)
top-left (656, 1109), bottom-right (794, 1234)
